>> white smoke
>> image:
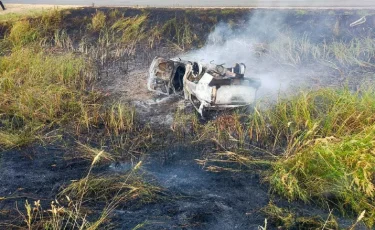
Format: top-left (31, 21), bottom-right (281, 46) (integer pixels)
top-left (181, 11), bottom-right (322, 102)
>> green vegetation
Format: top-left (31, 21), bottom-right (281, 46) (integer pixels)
top-left (175, 88), bottom-right (375, 227)
top-left (0, 48), bottom-right (93, 149)
top-left (270, 126), bottom-right (375, 226)
top-left (161, 16), bottom-right (197, 50)
top-left (0, 8), bottom-right (159, 229)
top-left (0, 7), bottom-right (67, 23)
top-left (249, 88), bottom-right (375, 152)
top-left (1, 6), bottom-right (375, 229)
top-left (8, 20), bottom-right (39, 46)
top-left (91, 10), bottom-right (107, 31)
top-left (259, 89), bottom-right (375, 226)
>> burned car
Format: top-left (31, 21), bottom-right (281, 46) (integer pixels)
top-left (148, 57), bottom-right (261, 115)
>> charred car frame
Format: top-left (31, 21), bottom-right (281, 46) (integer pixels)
top-left (148, 57), bottom-right (261, 115)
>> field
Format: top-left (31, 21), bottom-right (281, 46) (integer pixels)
top-left (0, 5), bottom-right (374, 229)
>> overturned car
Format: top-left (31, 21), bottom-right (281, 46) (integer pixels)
top-left (148, 57), bottom-right (261, 115)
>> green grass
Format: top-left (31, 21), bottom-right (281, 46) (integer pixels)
top-left (91, 10), bottom-right (107, 31)
top-left (269, 126), bottom-right (375, 226)
top-left (0, 7), bottom-right (66, 23)
top-left (0, 48), bottom-right (96, 149)
top-left (248, 88), bottom-right (375, 227)
top-left (111, 14), bottom-right (148, 43)
top-left (7, 20), bottom-right (39, 47)
top-left (161, 16), bottom-right (197, 50)
top-left (2, 7), bottom-right (375, 229)
top-left (174, 88), bottom-right (375, 227)
top-left (249, 88), bottom-right (375, 153)
top-left (0, 48), bottom-right (91, 120)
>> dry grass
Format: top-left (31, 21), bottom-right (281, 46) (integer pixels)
top-left (13, 153), bottom-right (157, 230)
top-left (91, 10), bottom-right (107, 31)
top-left (0, 48), bottom-right (96, 149)
top-left (2, 7), bottom-right (375, 229)
top-left (269, 126), bottom-right (375, 226)
top-left (266, 34), bottom-right (375, 69)
top-left (8, 20), bottom-right (39, 47)
top-left (61, 173), bottom-right (161, 205)
top-left (261, 202), bottom-right (338, 229)
top-left (72, 142), bottom-right (115, 164)
top-left (175, 88), bottom-right (375, 227)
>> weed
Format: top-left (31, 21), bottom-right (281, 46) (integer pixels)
top-left (111, 14), bottom-right (148, 53)
top-left (267, 35), bottom-right (375, 69)
top-left (262, 202), bottom-right (338, 229)
top-left (74, 142), bottom-right (115, 164)
top-left (248, 88), bottom-right (375, 153)
top-left (8, 20), bottom-right (39, 47)
top-left (0, 48), bottom-right (96, 148)
top-left (161, 16), bottom-right (196, 50)
top-left (14, 154), bottom-right (153, 229)
top-left (61, 172), bottom-right (161, 205)
top-left (269, 126), bottom-right (375, 226)
top-left (40, 8), bottom-right (63, 33)
top-left (91, 10), bottom-right (107, 31)
top-left (109, 8), bottom-right (123, 19)
top-left (0, 129), bottom-right (36, 150)
top-left (105, 103), bottom-right (135, 135)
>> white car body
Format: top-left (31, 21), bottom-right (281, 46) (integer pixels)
top-left (148, 57), bottom-right (261, 115)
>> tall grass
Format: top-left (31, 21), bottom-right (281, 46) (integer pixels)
top-left (250, 88), bottom-right (375, 227)
top-left (0, 48), bottom-right (143, 150)
top-left (269, 126), bottom-right (375, 227)
top-left (267, 35), bottom-right (375, 69)
top-left (0, 48), bottom-right (97, 149)
top-left (249, 88), bottom-right (375, 153)
top-left (0, 48), bottom-right (93, 122)
top-left (261, 202), bottom-right (338, 229)
top-left (8, 20), bottom-right (39, 47)
top-left (6, 9), bottom-right (64, 48)
top-left (176, 88), bottom-right (375, 227)
top-left (161, 16), bottom-right (196, 50)
top-left (111, 14), bottom-right (148, 43)
top-left (91, 10), bottom-right (107, 31)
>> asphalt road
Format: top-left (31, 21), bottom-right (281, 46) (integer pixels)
top-left (3, 0), bottom-right (375, 8)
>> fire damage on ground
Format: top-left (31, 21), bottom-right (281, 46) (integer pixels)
top-left (0, 6), bottom-right (374, 229)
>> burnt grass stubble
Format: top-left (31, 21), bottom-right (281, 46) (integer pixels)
top-left (0, 7), bottom-right (374, 229)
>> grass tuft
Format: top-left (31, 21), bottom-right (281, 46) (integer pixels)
top-left (269, 126), bottom-right (375, 226)
top-left (262, 202), bottom-right (338, 229)
top-left (8, 20), bottom-right (39, 47)
top-left (0, 48), bottom-right (96, 148)
top-left (91, 10), bottom-right (107, 31)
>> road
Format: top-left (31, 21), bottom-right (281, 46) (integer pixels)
top-left (3, 0), bottom-right (375, 8)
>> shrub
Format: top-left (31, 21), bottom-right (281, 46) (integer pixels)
top-left (8, 20), bottom-right (39, 46)
top-left (91, 10), bottom-right (107, 31)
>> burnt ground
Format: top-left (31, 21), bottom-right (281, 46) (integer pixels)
top-left (113, 146), bottom-right (269, 230)
top-left (1, 7), bottom-right (375, 229)
top-left (0, 142), bottom-right (359, 229)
